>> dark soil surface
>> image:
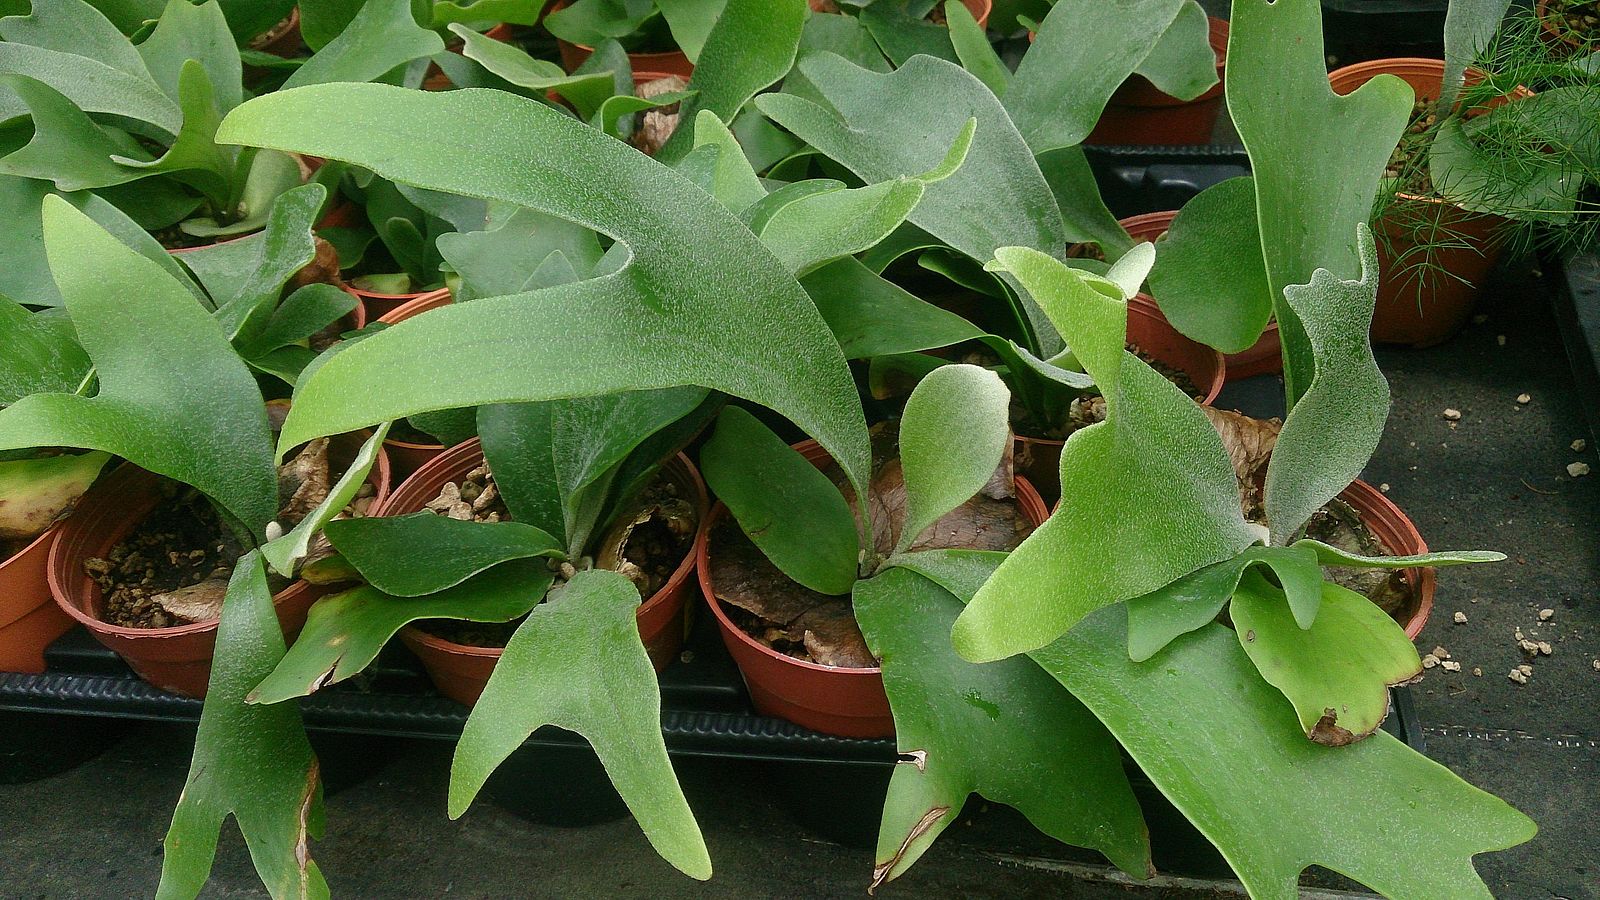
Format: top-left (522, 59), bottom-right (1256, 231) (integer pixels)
top-left (1549, 0), bottom-right (1599, 45)
top-left (418, 465), bottom-right (695, 648)
top-left (152, 227), bottom-right (217, 251)
top-left (1130, 342), bottom-right (1201, 397)
top-left (85, 484), bottom-right (240, 629)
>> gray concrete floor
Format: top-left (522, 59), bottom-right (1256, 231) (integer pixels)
top-left (2, 262), bottom-right (1596, 898)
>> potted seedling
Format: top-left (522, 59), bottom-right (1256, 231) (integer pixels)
top-left (1334, 3), bottom-right (1597, 345)
top-left (0, 187), bottom-right (389, 696)
top-left (862, 226), bottom-right (1536, 895)
top-left (238, 382), bottom-right (717, 858)
top-left (0, 193), bottom-right (397, 898)
top-left (697, 365), bottom-right (1044, 737)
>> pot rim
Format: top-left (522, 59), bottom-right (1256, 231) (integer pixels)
top-left (385, 438), bottom-right (708, 660)
top-left (696, 443), bottom-right (1047, 677)
top-left (1328, 57), bottom-right (1535, 208)
top-left (2, 525), bottom-right (55, 572)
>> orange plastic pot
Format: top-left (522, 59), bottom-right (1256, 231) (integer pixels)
top-left (0, 528), bottom-right (75, 673)
top-left (697, 441), bottom-right (1047, 739)
top-left (1085, 17), bottom-right (1228, 146)
top-left (1016, 296), bottom-right (1225, 500)
top-left (1328, 59), bottom-right (1533, 347)
top-left (361, 288), bottom-right (455, 476)
top-left (47, 447), bottom-right (392, 698)
top-left (549, 1), bottom-right (694, 77)
top-left (1336, 480), bottom-right (1436, 639)
top-left (1120, 209), bottom-right (1282, 379)
top-left (424, 22), bottom-right (516, 90)
top-left (384, 439), bottom-right (707, 706)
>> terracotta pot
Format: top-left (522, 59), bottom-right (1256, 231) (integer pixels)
top-left (425, 22), bottom-right (516, 90)
top-left (248, 7), bottom-right (303, 57)
top-left (1085, 17), bottom-right (1228, 147)
top-left (549, 1), bottom-right (694, 77)
top-left (807, 0), bottom-right (990, 28)
top-left (384, 439), bottom-right (707, 706)
top-left (1336, 480), bottom-right (1436, 639)
top-left (47, 444), bottom-right (392, 698)
top-left (1016, 296), bottom-right (1225, 500)
top-left (1536, 0), bottom-right (1595, 53)
top-left (1328, 59), bottom-right (1534, 347)
top-left (1119, 209), bottom-right (1282, 380)
top-left (0, 529), bottom-right (75, 673)
top-left (697, 441), bottom-right (1047, 739)
top-left (360, 288), bottom-right (456, 476)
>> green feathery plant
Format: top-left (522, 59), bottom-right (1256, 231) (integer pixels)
top-left (1376, 2), bottom-right (1599, 293)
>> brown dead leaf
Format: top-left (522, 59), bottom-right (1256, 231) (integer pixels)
top-left (1200, 407), bottom-right (1281, 520)
top-left (277, 438), bottom-right (332, 528)
top-left (631, 76), bottom-right (688, 157)
top-left (798, 600), bottom-right (875, 667)
top-left (152, 574), bottom-right (231, 623)
top-left (831, 422), bottom-right (1031, 555)
top-left (288, 236), bottom-right (343, 293)
top-left (709, 520), bottom-right (836, 627)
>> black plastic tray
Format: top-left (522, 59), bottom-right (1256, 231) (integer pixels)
top-left (1321, 0), bottom-right (1448, 66)
top-left (1085, 144), bottom-right (1251, 219)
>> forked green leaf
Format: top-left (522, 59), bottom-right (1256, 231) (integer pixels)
top-left (1231, 572), bottom-right (1422, 745)
top-left (1004, 0), bottom-right (1194, 154)
top-left (758, 118), bottom-right (973, 277)
top-left (699, 405), bottom-right (859, 595)
top-left (248, 560), bottom-right (552, 704)
top-left (215, 84), bottom-right (870, 501)
top-left (758, 54), bottom-right (1074, 353)
top-left (158, 552), bottom-right (328, 900)
top-left (449, 569), bottom-right (711, 880)
top-left (1031, 607), bottom-right (1535, 899)
top-left (897, 364), bottom-right (1010, 554)
top-left (1227, 0), bottom-right (1411, 403)
top-left (136, 0), bottom-right (242, 114)
top-left (0, 197), bottom-right (276, 535)
top-left (324, 513), bottom-right (563, 597)
top-left (1124, 543), bottom-right (1323, 663)
top-left (952, 247), bottom-right (1253, 662)
top-left (855, 565), bottom-right (1150, 888)
top-left (282, 0), bottom-right (445, 90)
top-left (1132, 0), bottom-right (1217, 101)
top-left (1264, 227), bottom-right (1389, 544)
